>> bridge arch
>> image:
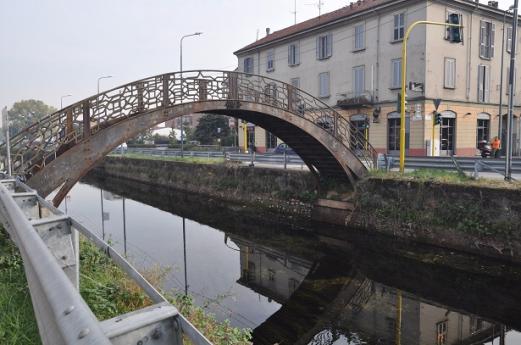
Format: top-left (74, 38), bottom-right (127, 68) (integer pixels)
top-left (4, 71), bottom-right (376, 205)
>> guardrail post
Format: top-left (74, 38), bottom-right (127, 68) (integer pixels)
top-left (287, 84), bottom-right (293, 112)
top-left (82, 101), bottom-right (90, 138)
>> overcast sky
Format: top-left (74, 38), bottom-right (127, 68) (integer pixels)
top-left (0, 0), bottom-right (513, 110)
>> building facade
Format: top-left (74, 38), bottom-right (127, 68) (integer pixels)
top-left (234, 0), bottom-right (521, 156)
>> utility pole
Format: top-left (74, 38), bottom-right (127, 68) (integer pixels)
top-left (506, 0), bottom-right (519, 181)
top-left (292, 0), bottom-right (297, 24)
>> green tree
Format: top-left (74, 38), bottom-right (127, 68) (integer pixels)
top-left (193, 114), bottom-right (230, 145)
top-left (7, 100), bottom-right (57, 136)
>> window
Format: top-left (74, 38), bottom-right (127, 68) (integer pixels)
top-left (244, 57), bottom-right (254, 74)
top-left (288, 42), bottom-right (300, 66)
top-left (391, 58), bottom-right (402, 89)
top-left (350, 115), bottom-right (368, 150)
top-left (288, 278), bottom-right (299, 294)
top-left (479, 20), bottom-right (495, 59)
top-left (507, 27), bottom-right (513, 53)
top-left (388, 113), bottom-right (410, 153)
top-left (436, 321), bottom-right (448, 345)
top-left (393, 13), bottom-right (405, 41)
top-left (267, 50), bottom-right (275, 72)
top-left (354, 23), bottom-right (365, 50)
top-left (247, 126), bottom-right (255, 149)
top-left (319, 72), bottom-right (330, 98)
top-left (478, 64), bottom-right (490, 103)
top-left (266, 131), bottom-right (277, 149)
top-left (291, 77), bottom-right (300, 88)
top-left (444, 58), bottom-right (456, 89)
top-left (353, 65), bottom-right (365, 96)
top-left (477, 113), bottom-right (490, 147)
top-left (317, 33), bottom-right (333, 60)
top-left (268, 269), bottom-right (276, 281)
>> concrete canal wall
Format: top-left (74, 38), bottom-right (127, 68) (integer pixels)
top-left (93, 156), bottom-right (316, 219)
top-left (93, 156), bottom-right (521, 262)
top-left (351, 177), bottom-right (521, 262)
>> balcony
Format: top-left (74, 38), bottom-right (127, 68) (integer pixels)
top-left (336, 90), bottom-right (375, 109)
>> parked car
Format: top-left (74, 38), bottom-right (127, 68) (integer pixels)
top-left (273, 143), bottom-right (296, 155)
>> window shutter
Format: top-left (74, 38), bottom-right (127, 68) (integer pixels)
top-left (295, 43), bottom-right (300, 64)
top-left (507, 27), bottom-right (513, 52)
top-left (316, 37), bottom-right (320, 59)
top-left (480, 21), bottom-right (486, 58)
top-left (491, 23), bottom-right (495, 58)
top-left (327, 33), bottom-right (333, 58)
top-left (478, 66), bottom-right (484, 102)
top-left (288, 46), bottom-right (291, 65)
top-left (485, 66), bottom-right (490, 102)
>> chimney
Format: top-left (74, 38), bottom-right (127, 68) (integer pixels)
top-left (488, 1), bottom-right (498, 8)
top-left (266, 28), bottom-right (271, 36)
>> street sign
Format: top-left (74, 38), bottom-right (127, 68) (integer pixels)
top-left (433, 98), bottom-right (442, 111)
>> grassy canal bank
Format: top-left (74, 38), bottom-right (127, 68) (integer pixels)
top-left (0, 228), bottom-right (251, 345)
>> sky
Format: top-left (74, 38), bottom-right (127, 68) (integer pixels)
top-left (0, 0), bottom-right (513, 110)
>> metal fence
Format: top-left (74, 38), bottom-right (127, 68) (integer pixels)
top-left (0, 174), bottom-right (212, 345)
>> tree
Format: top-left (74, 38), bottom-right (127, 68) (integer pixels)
top-left (7, 100), bottom-right (57, 136)
top-left (193, 114), bottom-right (230, 145)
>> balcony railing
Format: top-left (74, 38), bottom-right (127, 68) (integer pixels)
top-left (337, 90), bottom-right (375, 109)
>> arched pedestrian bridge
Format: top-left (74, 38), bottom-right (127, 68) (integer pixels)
top-left (4, 70), bottom-right (377, 205)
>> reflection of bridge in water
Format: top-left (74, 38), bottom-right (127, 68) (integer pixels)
top-left (84, 173), bottom-right (520, 345)
top-left (3, 70), bottom-right (378, 206)
top-left (231, 235), bottom-right (501, 345)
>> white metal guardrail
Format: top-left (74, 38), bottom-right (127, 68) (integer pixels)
top-left (0, 173), bottom-right (212, 345)
top-left (392, 156), bottom-right (521, 173)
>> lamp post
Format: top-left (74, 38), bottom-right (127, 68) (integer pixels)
top-left (180, 32), bottom-right (203, 157)
top-left (97, 75), bottom-right (113, 95)
top-left (60, 94), bottom-right (72, 109)
top-left (505, 0), bottom-right (519, 181)
top-left (399, 21), bottom-right (462, 173)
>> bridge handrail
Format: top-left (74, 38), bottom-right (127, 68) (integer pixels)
top-left (2, 70), bottom-right (377, 178)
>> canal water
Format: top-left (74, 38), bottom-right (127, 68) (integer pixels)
top-left (57, 173), bottom-right (521, 345)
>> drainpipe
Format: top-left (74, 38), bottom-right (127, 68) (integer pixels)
top-left (466, 3), bottom-right (479, 100)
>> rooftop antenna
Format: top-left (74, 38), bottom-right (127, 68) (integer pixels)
top-left (306, 0), bottom-right (324, 17)
top-left (291, 0), bottom-right (297, 24)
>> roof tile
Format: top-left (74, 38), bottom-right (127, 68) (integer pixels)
top-left (235, 0), bottom-right (394, 54)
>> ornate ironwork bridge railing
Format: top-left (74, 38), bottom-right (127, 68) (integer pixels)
top-left (4, 70), bottom-right (377, 179)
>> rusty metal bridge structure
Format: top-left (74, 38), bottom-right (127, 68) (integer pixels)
top-left (3, 70), bottom-right (377, 206)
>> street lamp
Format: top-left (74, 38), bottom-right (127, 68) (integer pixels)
top-left (505, 0), bottom-right (519, 181)
top-left (97, 75), bottom-right (113, 95)
top-left (60, 94), bottom-right (72, 109)
top-left (179, 32), bottom-right (203, 157)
